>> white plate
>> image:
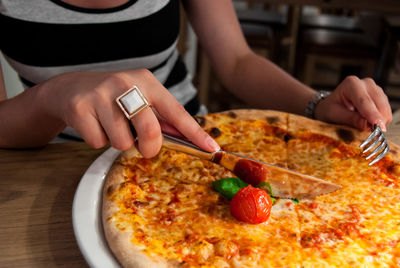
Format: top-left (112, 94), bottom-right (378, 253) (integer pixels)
top-left (72, 147), bottom-right (121, 268)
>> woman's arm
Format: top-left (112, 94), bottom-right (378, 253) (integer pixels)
top-left (182, 0), bottom-right (315, 115)
top-left (0, 67), bottom-right (220, 155)
top-left (0, 62), bottom-right (66, 147)
top-left (183, 0), bottom-right (392, 130)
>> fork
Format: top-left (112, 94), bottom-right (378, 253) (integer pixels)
top-left (359, 124), bottom-right (390, 165)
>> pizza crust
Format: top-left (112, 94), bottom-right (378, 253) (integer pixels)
top-left (220, 109), bottom-right (287, 125)
top-left (195, 109), bottom-right (288, 131)
top-left (288, 113), bottom-right (367, 146)
top-left (119, 145), bottom-right (142, 162)
top-left (103, 158), bottom-right (174, 268)
top-left (388, 140), bottom-right (400, 160)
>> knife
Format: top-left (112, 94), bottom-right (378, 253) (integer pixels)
top-left (162, 133), bottom-right (341, 199)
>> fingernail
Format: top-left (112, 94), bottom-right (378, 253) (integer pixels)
top-left (345, 103), bottom-right (355, 111)
top-left (206, 136), bottom-right (220, 152)
top-left (359, 118), bottom-right (367, 130)
top-left (377, 119), bottom-right (387, 132)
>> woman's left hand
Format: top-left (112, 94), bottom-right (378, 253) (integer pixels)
top-left (314, 76), bottom-right (392, 131)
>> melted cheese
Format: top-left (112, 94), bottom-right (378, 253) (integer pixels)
top-left (106, 114), bottom-right (400, 267)
top-left (288, 127), bottom-right (400, 266)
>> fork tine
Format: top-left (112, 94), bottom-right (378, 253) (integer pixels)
top-left (366, 139), bottom-right (388, 160)
top-left (360, 125), bottom-right (381, 149)
top-left (362, 134), bottom-right (384, 153)
top-left (368, 144), bottom-right (390, 166)
top-left (360, 124), bottom-right (390, 165)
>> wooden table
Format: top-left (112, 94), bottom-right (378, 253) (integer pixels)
top-left (387, 110), bottom-right (400, 145)
top-left (1, 110), bottom-right (399, 267)
top-left (0, 143), bottom-right (106, 267)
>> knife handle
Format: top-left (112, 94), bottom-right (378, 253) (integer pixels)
top-left (162, 133), bottom-right (214, 161)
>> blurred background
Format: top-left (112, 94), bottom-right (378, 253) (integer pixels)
top-left (2, 0), bottom-right (400, 115)
top-left (179, 0), bottom-right (400, 114)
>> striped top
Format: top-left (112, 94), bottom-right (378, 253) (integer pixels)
top-left (0, 0), bottom-right (199, 114)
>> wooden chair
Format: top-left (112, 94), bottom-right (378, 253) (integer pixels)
top-left (300, 14), bottom-right (363, 33)
top-left (295, 13), bottom-right (383, 88)
top-left (375, 16), bottom-right (400, 90)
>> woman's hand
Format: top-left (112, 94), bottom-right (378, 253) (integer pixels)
top-left (314, 76), bottom-right (392, 131)
top-left (37, 69), bottom-right (220, 157)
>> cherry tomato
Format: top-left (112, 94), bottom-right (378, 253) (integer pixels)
top-left (230, 185), bottom-right (272, 224)
top-left (233, 159), bottom-right (268, 185)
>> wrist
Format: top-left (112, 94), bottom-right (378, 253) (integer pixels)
top-left (305, 90), bottom-right (331, 119)
top-left (34, 80), bottom-right (67, 129)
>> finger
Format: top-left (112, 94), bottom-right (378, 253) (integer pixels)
top-left (149, 89), bottom-right (220, 152)
top-left (362, 79), bottom-right (392, 126)
top-left (340, 94), bottom-right (355, 111)
top-left (341, 77), bottom-right (383, 128)
top-left (158, 118), bottom-right (186, 139)
top-left (96, 101), bottom-right (135, 151)
top-left (69, 114), bottom-right (108, 149)
top-left (325, 103), bottom-right (368, 131)
top-left (130, 106), bottom-right (163, 158)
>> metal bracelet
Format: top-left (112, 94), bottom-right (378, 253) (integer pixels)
top-left (305, 90), bottom-right (331, 119)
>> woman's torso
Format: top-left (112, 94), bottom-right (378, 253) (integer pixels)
top-left (0, 0), bottom-right (199, 112)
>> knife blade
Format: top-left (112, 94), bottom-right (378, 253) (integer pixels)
top-left (162, 134), bottom-right (341, 199)
top-left (214, 151), bottom-right (341, 199)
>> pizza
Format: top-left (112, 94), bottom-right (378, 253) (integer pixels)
top-left (102, 109), bottom-right (400, 267)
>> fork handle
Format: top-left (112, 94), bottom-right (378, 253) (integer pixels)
top-left (162, 133), bottom-right (214, 161)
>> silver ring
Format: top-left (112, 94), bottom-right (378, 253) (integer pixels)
top-left (115, 85), bottom-right (150, 120)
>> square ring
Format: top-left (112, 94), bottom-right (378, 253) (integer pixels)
top-left (116, 86), bottom-right (150, 120)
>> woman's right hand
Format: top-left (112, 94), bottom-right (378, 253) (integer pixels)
top-left (37, 69), bottom-right (220, 157)
top-left (314, 76), bottom-right (392, 131)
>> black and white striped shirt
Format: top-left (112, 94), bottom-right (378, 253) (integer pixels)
top-left (0, 0), bottom-right (200, 114)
